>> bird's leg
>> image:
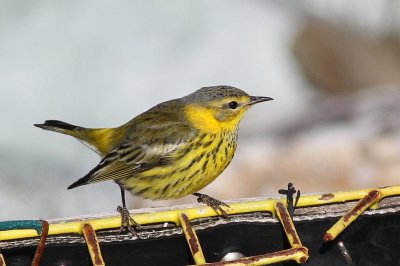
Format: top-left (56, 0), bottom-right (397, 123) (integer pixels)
top-left (193, 192), bottom-right (230, 219)
top-left (117, 187), bottom-right (141, 237)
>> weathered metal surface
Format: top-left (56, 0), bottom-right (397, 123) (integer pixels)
top-left (0, 187), bottom-right (399, 265)
top-left (82, 223), bottom-right (105, 266)
top-left (31, 220), bottom-right (49, 266)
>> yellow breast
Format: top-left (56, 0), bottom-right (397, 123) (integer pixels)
top-left (121, 131), bottom-right (238, 200)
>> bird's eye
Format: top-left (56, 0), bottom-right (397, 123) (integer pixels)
top-left (228, 101), bottom-right (238, 109)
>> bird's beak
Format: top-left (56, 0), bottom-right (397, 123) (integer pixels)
top-left (247, 96), bottom-right (274, 105)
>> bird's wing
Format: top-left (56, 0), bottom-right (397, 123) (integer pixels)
top-left (68, 121), bottom-right (196, 188)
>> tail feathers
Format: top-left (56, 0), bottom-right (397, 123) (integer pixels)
top-left (68, 175), bottom-right (91, 190)
top-left (34, 120), bottom-right (82, 133)
top-left (68, 163), bottom-right (104, 189)
top-left (35, 119), bottom-right (125, 157)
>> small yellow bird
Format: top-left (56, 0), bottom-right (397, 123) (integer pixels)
top-left (35, 85), bottom-right (272, 234)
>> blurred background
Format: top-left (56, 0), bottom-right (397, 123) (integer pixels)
top-left (1, 0), bottom-right (399, 220)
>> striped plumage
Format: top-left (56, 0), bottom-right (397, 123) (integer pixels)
top-left (117, 130), bottom-right (238, 200)
top-left (35, 85), bottom-right (272, 214)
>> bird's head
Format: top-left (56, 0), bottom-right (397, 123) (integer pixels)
top-left (182, 85), bottom-right (273, 133)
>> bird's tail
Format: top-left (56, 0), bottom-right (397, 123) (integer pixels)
top-left (67, 174), bottom-right (90, 189)
top-left (34, 120), bottom-right (122, 156)
top-left (34, 120), bottom-right (83, 135)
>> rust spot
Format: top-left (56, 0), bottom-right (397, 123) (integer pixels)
top-left (323, 232), bottom-right (333, 242)
top-left (209, 247), bottom-right (308, 265)
top-left (276, 202), bottom-right (300, 245)
top-left (343, 190), bottom-right (381, 222)
top-left (264, 247), bottom-right (307, 260)
top-left (299, 255), bottom-right (308, 263)
top-left (180, 214), bottom-right (200, 254)
top-left (319, 193), bottom-right (334, 201)
top-left (32, 220), bottom-right (49, 266)
top-left (82, 224), bottom-right (103, 266)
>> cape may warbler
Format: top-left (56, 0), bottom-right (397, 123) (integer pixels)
top-left (35, 85), bottom-right (273, 234)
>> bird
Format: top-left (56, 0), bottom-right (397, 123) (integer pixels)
top-left (35, 85), bottom-right (273, 235)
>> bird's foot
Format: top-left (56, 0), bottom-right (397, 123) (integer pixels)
top-left (117, 206), bottom-right (141, 238)
top-left (193, 193), bottom-right (230, 219)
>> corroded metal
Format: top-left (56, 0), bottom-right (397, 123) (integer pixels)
top-left (82, 223), bottom-right (105, 266)
top-left (180, 200), bottom-right (308, 265)
top-left (1, 186), bottom-right (399, 242)
top-left (324, 189), bottom-right (382, 242)
top-left (200, 247), bottom-right (308, 265)
top-left (32, 220), bottom-right (49, 266)
top-left (275, 202), bottom-right (302, 248)
top-left (0, 186), bottom-right (399, 265)
top-left (179, 213), bottom-right (206, 265)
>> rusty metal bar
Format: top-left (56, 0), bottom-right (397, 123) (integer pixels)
top-left (275, 201), bottom-right (303, 248)
top-left (180, 200), bottom-right (308, 265)
top-left (323, 189), bottom-right (382, 242)
top-left (2, 186), bottom-right (398, 264)
top-left (201, 247), bottom-right (308, 265)
top-left (178, 213), bottom-right (206, 265)
top-left (0, 254), bottom-right (5, 266)
top-left (2, 186), bottom-right (400, 243)
top-left (82, 223), bottom-right (105, 266)
top-left (32, 220), bottom-right (49, 266)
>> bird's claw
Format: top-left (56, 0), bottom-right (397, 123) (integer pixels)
top-left (117, 206), bottom-right (141, 237)
top-left (194, 193), bottom-right (230, 219)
